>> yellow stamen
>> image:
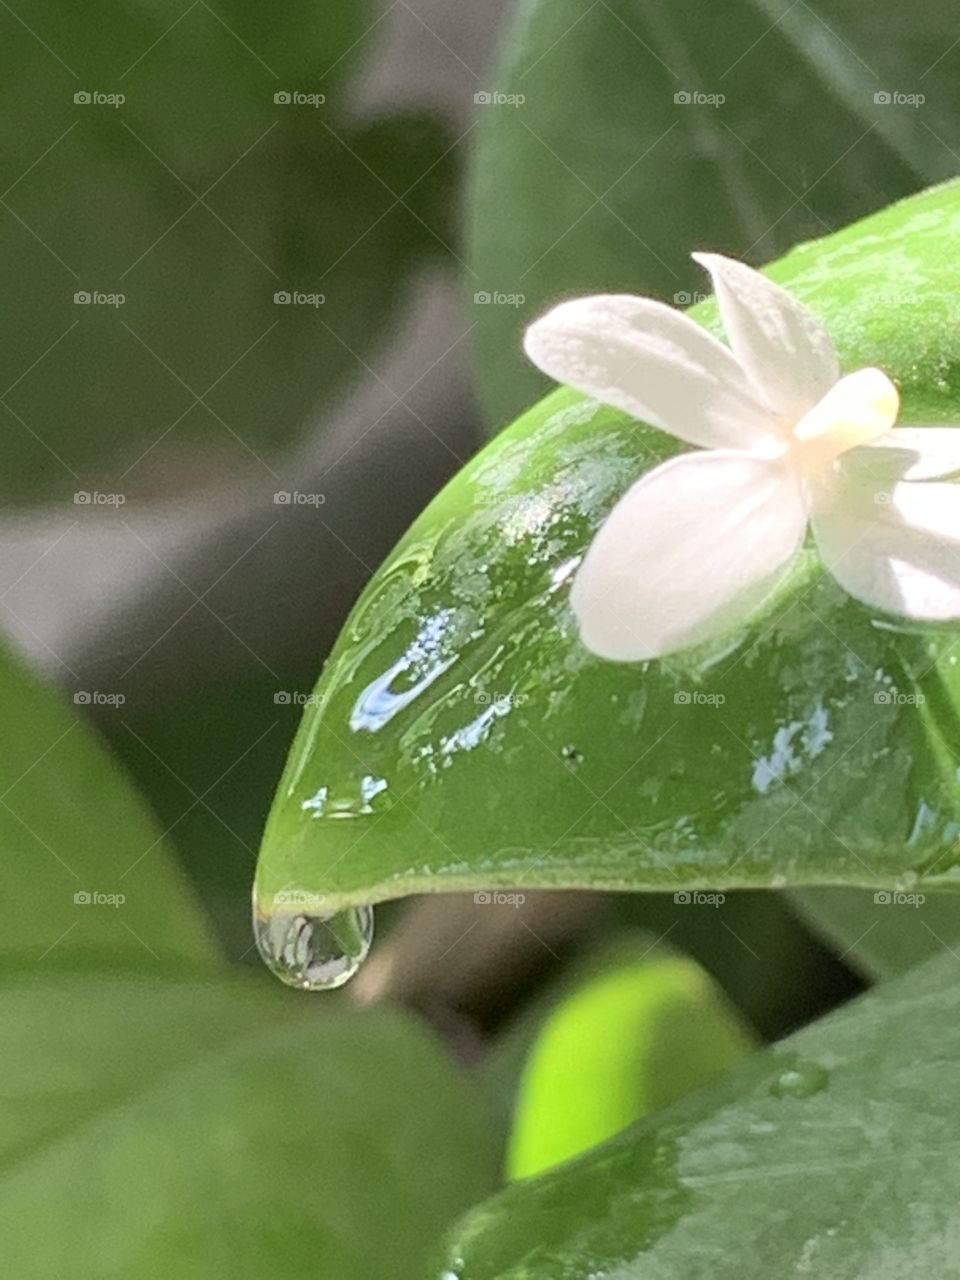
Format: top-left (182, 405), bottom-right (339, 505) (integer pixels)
top-left (792, 368), bottom-right (899, 470)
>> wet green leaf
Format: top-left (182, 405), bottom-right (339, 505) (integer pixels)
top-left (255, 179), bottom-right (960, 919)
top-left (440, 946), bottom-right (960, 1279)
top-left (468, 0), bottom-right (960, 426)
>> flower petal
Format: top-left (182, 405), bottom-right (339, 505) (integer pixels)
top-left (570, 450), bottom-right (807, 660)
top-left (693, 252), bottom-right (839, 420)
top-left (524, 294), bottom-right (778, 451)
top-left (845, 427), bottom-right (960, 484)
top-left (811, 461), bottom-right (960, 621)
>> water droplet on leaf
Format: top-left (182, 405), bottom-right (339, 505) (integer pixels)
top-left (770, 1060), bottom-right (829, 1099)
top-left (253, 893), bottom-right (374, 991)
top-left (301, 774), bottom-right (391, 820)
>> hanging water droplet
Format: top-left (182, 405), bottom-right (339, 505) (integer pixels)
top-left (769, 1059), bottom-right (829, 1099)
top-left (253, 889), bottom-right (374, 991)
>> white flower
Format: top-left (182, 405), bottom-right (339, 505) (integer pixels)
top-left (524, 253), bottom-right (960, 661)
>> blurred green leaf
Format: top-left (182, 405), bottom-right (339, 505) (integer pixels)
top-left (441, 946), bottom-right (960, 1279)
top-left (255, 179), bottom-right (960, 915)
top-left (792, 886), bottom-right (960, 978)
top-left (0, 1), bottom-right (455, 501)
top-left (0, 966), bottom-right (500, 1279)
top-left (468, 0), bottom-right (960, 426)
top-left (0, 640), bottom-right (215, 965)
top-left (507, 948), bottom-right (752, 1181)
top-left (0, 642), bottom-right (502, 1275)
top-left (104, 671), bottom-right (301, 963)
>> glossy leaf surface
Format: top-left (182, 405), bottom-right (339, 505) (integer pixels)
top-left (256, 180), bottom-right (960, 918)
top-left (441, 946), bottom-right (960, 1279)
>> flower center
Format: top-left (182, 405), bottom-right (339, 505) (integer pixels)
top-left (790, 368), bottom-right (899, 473)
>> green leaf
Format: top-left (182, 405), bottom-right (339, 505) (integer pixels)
top-left (107, 670), bottom-right (301, 961)
top-left (468, 0), bottom-right (960, 426)
top-left (791, 886), bottom-right (960, 978)
top-left (0, 966), bottom-right (500, 1279)
top-left (506, 948), bottom-right (752, 1180)
top-left (0, 646), bottom-right (502, 1275)
top-left (0, 640), bottom-right (215, 965)
top-left (0, 1), bottom-right (454, 502)
top-left (441, 946), bottom-right (960, 1279)
top-left (255, 178), bottom-right (960, 917)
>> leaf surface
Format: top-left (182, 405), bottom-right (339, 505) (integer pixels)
top-left (256, 180), bottom-right (960, 915)
top-left (442, 946), bottom-right (960, 1279)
